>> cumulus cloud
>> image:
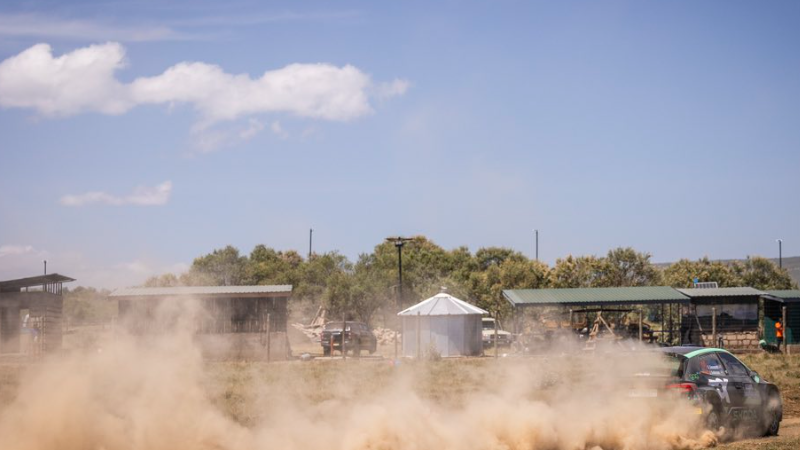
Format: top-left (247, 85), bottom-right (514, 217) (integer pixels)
top-left (0, 42), bottom-right (131, 115)
top-left (0, 42), bottom-right (407, 124)
top-left (60, 181), bottom-right (172, 207)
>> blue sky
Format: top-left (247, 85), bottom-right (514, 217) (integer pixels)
top-left (1, 1), bottom-right (798, 288)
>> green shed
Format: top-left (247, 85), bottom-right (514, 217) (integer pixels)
top-left (762, 290), bottom-right (800, 347)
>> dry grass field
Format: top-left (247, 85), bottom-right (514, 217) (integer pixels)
top-left (1, 326), bottom-right (800, 450)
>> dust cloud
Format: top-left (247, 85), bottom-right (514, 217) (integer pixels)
top-left (0, 302), bottom-right (718, 450)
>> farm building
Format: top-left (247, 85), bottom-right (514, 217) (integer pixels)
top-left (0, 273), bottom-right (74, 355)
top-left (504, 285), bottom-right (788, 352)
top-left (763, 290), bottom-right (800, 353)
top-left (111, 285), bottom-right (292, 361)
top-left (503, 286), bottom-right (690, 348)
top-left (678, 287), bottom-right (763, 350)
top-left (398, 291), bottom-right (486, 358)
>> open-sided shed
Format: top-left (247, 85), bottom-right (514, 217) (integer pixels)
top-left (0, 274), bottom-right (75, 355)
top-left (111, 285), bottom-right (292, 360)
top-left (503, 286), bottom-right (691, 344)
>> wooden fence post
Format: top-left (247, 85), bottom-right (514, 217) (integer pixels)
top-left (783, 305), bottom-right (788, 355)
top-left (712, 306), bottom-right (717, 348)
top-left (266, 313), bottom-right (271, 363)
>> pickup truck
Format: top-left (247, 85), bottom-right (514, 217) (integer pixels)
top-left (320, 321), bottom-right (378, 356)
top-left (482, 317), bottom-right (514, 348)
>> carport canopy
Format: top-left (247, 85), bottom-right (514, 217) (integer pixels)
top-left (503, 286), bottom-right (690, 308)
top-left (763, 290), bottom-right (800, 304)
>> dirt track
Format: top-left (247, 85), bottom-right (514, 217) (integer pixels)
top-left (717, 417), bottom-right (800, 450)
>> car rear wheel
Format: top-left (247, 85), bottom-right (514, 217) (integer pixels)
top-left (763, 395), bottom-right (781, 436)
top-left (705, 409), bottom-right (721, 433)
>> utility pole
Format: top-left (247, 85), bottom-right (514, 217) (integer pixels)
top-left (534, 229), bottom-right (539, 261)
top-left (43, 260), bottom-right (47, 275)
top-left (387, 236), bottom-right (414, 360)
top-left (777, 239), bottom-right (783, 269)
top-left (309, 228), bottom-right (313, 259)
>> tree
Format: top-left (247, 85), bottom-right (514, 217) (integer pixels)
top-left (663, 257), bottom-right (741, 288)
top-left (549, 255), bottom-right (602, 288)
top-left (733, 256), bottom-right (798, 290)
top-left (143, 273), bottom-right (180, 287)
top-left (595, 247), bottom-right (662, 287)
top-left (188, 245), bottom-right (248, 286)
top-left (474, 247), bottom-right (526, 271)
top-left (468, 258), bottom-right (549, 318)
top-left (246, 245), bottom-right (302, 286)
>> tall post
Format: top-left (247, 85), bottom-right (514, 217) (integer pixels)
top-left (266, 313), bottom-right (271, 363)
top-left (494, 311), bottom-right (499, 359)
top-left (534, 229), bottom-right (539, 261)
top-left (396, 240), bottom-right (405, 360)
top-left (782, 305), bottom-right (788, 355)
top-left (309, 228), bottom-right (313, 259)
top-left (712, 305), bottom-right (717, 348)
top-left (569, 308), bottom-right (574, 332)
top-left (342, 317), bottom-right (347, 361)
top-left (668, 303), bottom-right (673, 345)
top-left (778, 239), bottom-right (783, 269)
top-left (638, 307), bottom-right (643, 342)
top-left (388, 237), bottom-right (412, 361)
top-left (43, 260), bottom-right (47, 275)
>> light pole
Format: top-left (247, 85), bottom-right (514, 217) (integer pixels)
top-left (777, 239), bottom-right (783, 269)
top-left (308, 228), bottom-right (313, 259)
top-left (387, 236), bottom-right (414, 360)
top-left (534, 229), bottom-right (539, 261)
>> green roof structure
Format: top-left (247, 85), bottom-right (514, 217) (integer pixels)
top-left (676, 287), bottom-right (765, 298)
top-left (764, 290), bottom-right (800, 303)
top-left (503, 286), bottom-right (689, 307)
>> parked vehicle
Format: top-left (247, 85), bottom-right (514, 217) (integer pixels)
top-left (320, 321), bottom-right (378, 356)
top-left (481, 317), bottom-right (514, 348)
top-left (652, 346), bottom-right (782, 436)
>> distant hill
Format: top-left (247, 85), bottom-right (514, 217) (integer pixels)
top-left (656, 256), bottom-right (800, 287)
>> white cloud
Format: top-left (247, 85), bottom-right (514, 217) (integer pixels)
top-left (239, 118), bottom-right (265, 141)
top-left (0, 11), bottom-right (359, 43)
top-left (60, 181), bottom-right (172, 207)
top-left (0, 43), bottom-right (132, 116)
top-left (375, 79), bottom-right (410, 99)
top-left (0, 245), bottom-right (38, 258)
top-left (270, 121), bottom-right (288, 139)
top-left (0, 14), bottom-right (183, 42)
top-left (0, 42), bottom-right (408, 125)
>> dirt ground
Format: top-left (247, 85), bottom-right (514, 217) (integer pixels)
top-left (1, 325), bottom-right (799, 450)
top-left (717, 417), bottom-right (800, 450)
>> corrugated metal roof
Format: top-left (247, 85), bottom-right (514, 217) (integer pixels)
top-left (765, 290), bottom-right (800, 302)
top-left (676, 287), bottom-right (764, 298)
top-left (398, 293), bottom-right (487, 316)
top-left (110, 285), bottom-right (292, 297)
top-left (0, 274), bottom-right (75, 290)
top-left (503, 286), bottom-right (689, 306)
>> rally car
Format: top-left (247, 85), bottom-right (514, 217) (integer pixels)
top-left (657, 346), bottom-right (782, 436)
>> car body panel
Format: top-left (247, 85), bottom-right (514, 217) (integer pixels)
top-left (658, 346), bottom-right (782, 435)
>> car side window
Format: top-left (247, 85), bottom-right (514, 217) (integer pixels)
top-left (717, 352), bottom-right (749, 377)
top-left (687, 353), bottom-right (726, 376)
